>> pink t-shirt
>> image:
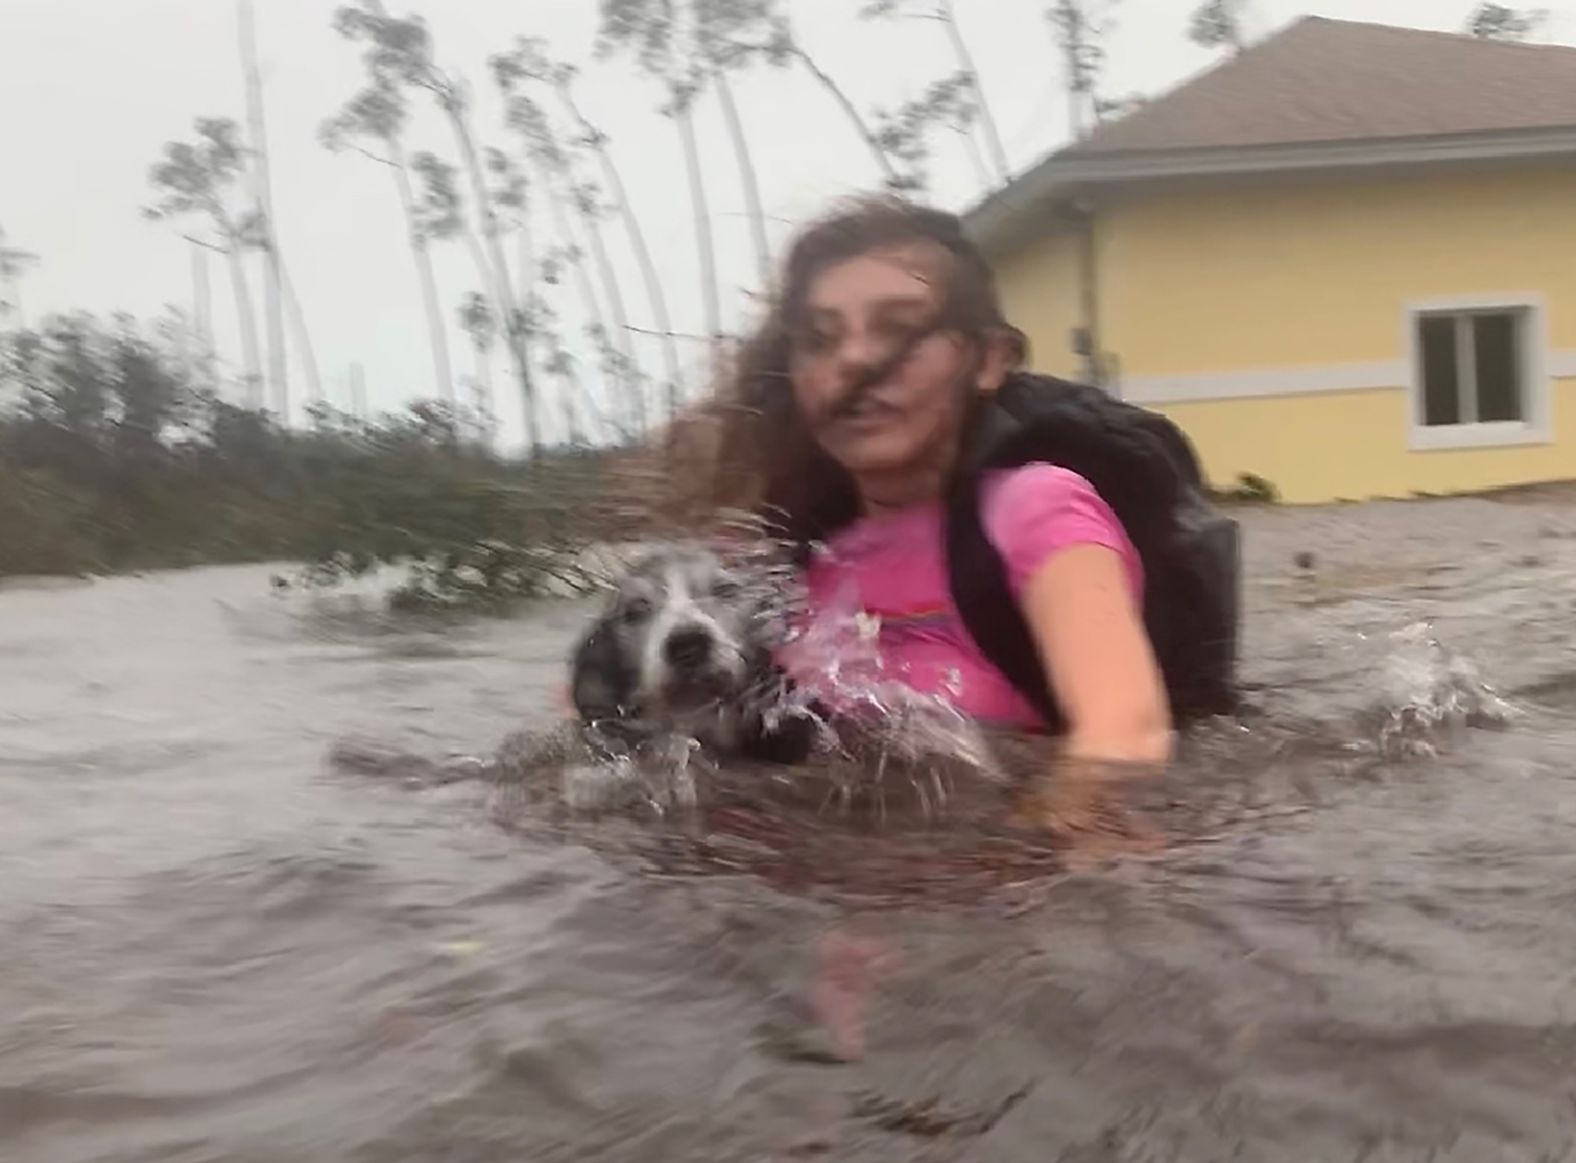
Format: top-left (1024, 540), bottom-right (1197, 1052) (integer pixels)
top-left (780, 463), bottom-right (1144, 731)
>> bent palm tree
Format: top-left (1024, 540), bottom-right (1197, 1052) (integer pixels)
top-left (321, 79), bottom-right (457, 409)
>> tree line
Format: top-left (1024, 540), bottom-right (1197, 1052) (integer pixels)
top-left (0, 310), bottom-right (636, 594)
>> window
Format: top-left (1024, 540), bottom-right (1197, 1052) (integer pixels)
top-left (1407, 298), bottom-right (1551, 450)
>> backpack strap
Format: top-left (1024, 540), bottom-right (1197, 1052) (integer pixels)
top-left (945, 400), bottom-right (1065, 731)
top-left (946, 372), bottom-right (1241, 730)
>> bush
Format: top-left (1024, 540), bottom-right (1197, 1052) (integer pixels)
top-left (1211, 471), bottom-right (1280, 505)
top-left (0, 312), bottom-right (637, 609)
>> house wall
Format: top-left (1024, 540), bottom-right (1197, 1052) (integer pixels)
top-left (989, 164), bottom-right (1576, 502)
top-left (990, 226), bottom-right (1086, 381)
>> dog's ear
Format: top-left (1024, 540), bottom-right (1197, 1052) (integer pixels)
top-left (570, 621), bottom-right (637, 724)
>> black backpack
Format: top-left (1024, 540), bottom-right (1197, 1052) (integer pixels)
top-left (945, 371), bottom-right (1241, 731)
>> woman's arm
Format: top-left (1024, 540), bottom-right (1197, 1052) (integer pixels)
top-left (1020, 542), bottom-right (1175, 765)
top-left (1014, 542), bottom-right (1173, 848)
top-left (978, 463), bottom-right (1172, 846)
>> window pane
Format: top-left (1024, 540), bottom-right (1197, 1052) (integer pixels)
top-left (1419, 315), bottom-right (1459, 426)
top-left (1474, 312), bottom-right (1522, 423)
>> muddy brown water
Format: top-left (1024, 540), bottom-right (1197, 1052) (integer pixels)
top-left (5, 491), bottom-right (1576, 1162)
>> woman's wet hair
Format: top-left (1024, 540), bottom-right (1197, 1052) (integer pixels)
top-left (669, 194), bottom-right (1025, 545)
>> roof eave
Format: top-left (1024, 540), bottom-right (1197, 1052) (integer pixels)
top-left (965, 124), bottom-right (1576, 254)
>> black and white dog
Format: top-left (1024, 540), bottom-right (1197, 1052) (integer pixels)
top-left (332, 542), bottom-right (1014, 820)
top-left (568, 542), bottom-right (818, 765)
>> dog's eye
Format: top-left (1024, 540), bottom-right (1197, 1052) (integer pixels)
top-left (710, 577), bottom-right (743, 600)
top-left (619, 598), bottom-right (653, 624)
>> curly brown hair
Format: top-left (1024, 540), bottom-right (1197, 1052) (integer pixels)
top-left (662, 195), bottom-right (1026, 545)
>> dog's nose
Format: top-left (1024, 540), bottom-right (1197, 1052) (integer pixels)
top-left (664, 625), bottom-right (713, 671)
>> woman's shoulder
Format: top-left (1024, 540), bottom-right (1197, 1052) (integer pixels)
top-left (980, 461), bottom-right (1108, 516)
top-left (978, 461), bottom-right (1142, 593)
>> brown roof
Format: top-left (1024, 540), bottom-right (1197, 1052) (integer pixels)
top-left (1067, 16), bottom-right (1576, 156)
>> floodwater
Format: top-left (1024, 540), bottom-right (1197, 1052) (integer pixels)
top-left (5, 490), bottom-right (1576, 1162)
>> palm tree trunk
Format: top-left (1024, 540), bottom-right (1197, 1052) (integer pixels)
top-left (512, 206), bottom-right (551, 442)
top-left (673, 92), bottom-right (719, 410)
top-left (238, 0), bottom-right (288, 418)
top-left (561, 368), bottom-right (581, 447)
top-left (538, 177), bottom-right (620, 445)
top-left (453, 237), bottom-right (501, 438)
top-left (938, 0), bottom-right (1010, 181)
top-left (555, 80), bottom-right (683, 418)
top-left (712, 71), bottom-right (770, 288)
top-left (189, 239), bottom-right (214, 372)
top-left (443, 98), bottom-right (537, 451)
top-left (387, 145), bottom-right (458, 412)
top-left (277, 254), bottom-right (323, 407)
top-left (351, 0), bottom-right (462, 416)
top-left (515, 198), bottom-right (535, 319)
top-left (566, 180), bottom-right (642, 436)
top-left (788, 44), bottom-right (898, 185)
top-left (224, 242), bottom-right (264, 411)
top-left (471, 340), bottom-right (496, 447)
top-left (354, 0), bottom-right (528, 440)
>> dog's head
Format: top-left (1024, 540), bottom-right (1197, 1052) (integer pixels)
top-left (570, 544), bottom-right (778, 736)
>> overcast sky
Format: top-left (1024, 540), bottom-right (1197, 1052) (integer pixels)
top-left (3, 0), bottom-right (1574, 445)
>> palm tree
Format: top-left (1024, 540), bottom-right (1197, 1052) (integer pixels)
top-left (1048, 0), bottom-right (1121, 138)
top-left (144, 117), bottom-right (265, 410)
top-left (492, 39), bottom-right (683, 414)
top-left (320, 78), bottom-right (457, 409)
top-left (408, 151), bottom-right (490, 305)
top-left (754, 10), bottom-right (903, 187)
top-left (709, 70), bottom-right (770, 286)
top-left (501, 89), bottom-right (644, 435)
top-left (687, 0), bottom-right (782, 286)
top-left (277, 255), bottom-right (324, 407)
top-left (238, 0), bottom-right (288, 418)
top-left (869, 72), bottom-right (978, 195)
top-left (1187, 0), bottom-right (1246, 55)
top-left (542, 338), bottom-right (585, 447)
top-left (483, 146), bottom-right (548, 441)
top-left (457, 291), bottom-right (497, 445)
top-left (595, 1), bottom-right (723, 345)
top-left (1466, 3), bottom-right (1547, 40)
top-left (333, 2), bottom-right (537, 447)
top-left (860, 0), bottom-right (1011, 183)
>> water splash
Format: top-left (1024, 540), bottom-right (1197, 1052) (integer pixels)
top-left (766, 544), bottom-right (1009, 820)
top-left (1368, 621), bottom-right (1520, 760)
top-left (329, 527), bottom-right (1011, 830)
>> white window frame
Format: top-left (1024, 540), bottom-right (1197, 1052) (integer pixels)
top-left (1403, 294), bottom-right (1553, 451)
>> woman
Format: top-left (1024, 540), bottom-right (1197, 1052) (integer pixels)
top-left (687, 196), bottom-right (1175, 837)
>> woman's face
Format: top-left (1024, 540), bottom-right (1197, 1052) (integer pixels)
top-left (789, 242), bottom-right (1004, 498)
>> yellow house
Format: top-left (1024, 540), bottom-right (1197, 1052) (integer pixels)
top-left (967, 16), bottom-right (1576, 503)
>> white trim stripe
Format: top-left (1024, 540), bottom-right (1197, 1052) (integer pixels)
top-left (1122, 360), bottom-right (1406, 404)
top-left (1122, 348), bottom-right (1576, 405)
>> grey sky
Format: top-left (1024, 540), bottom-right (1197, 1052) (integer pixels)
top-left (3, 0), bottom-right (1572, 446)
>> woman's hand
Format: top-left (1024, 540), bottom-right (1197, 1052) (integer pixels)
top-left (1011, 755), bottom-right (1165, 865)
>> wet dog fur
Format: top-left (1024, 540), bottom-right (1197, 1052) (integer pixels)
top-left (568, 542), bottom-right (817, 765)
